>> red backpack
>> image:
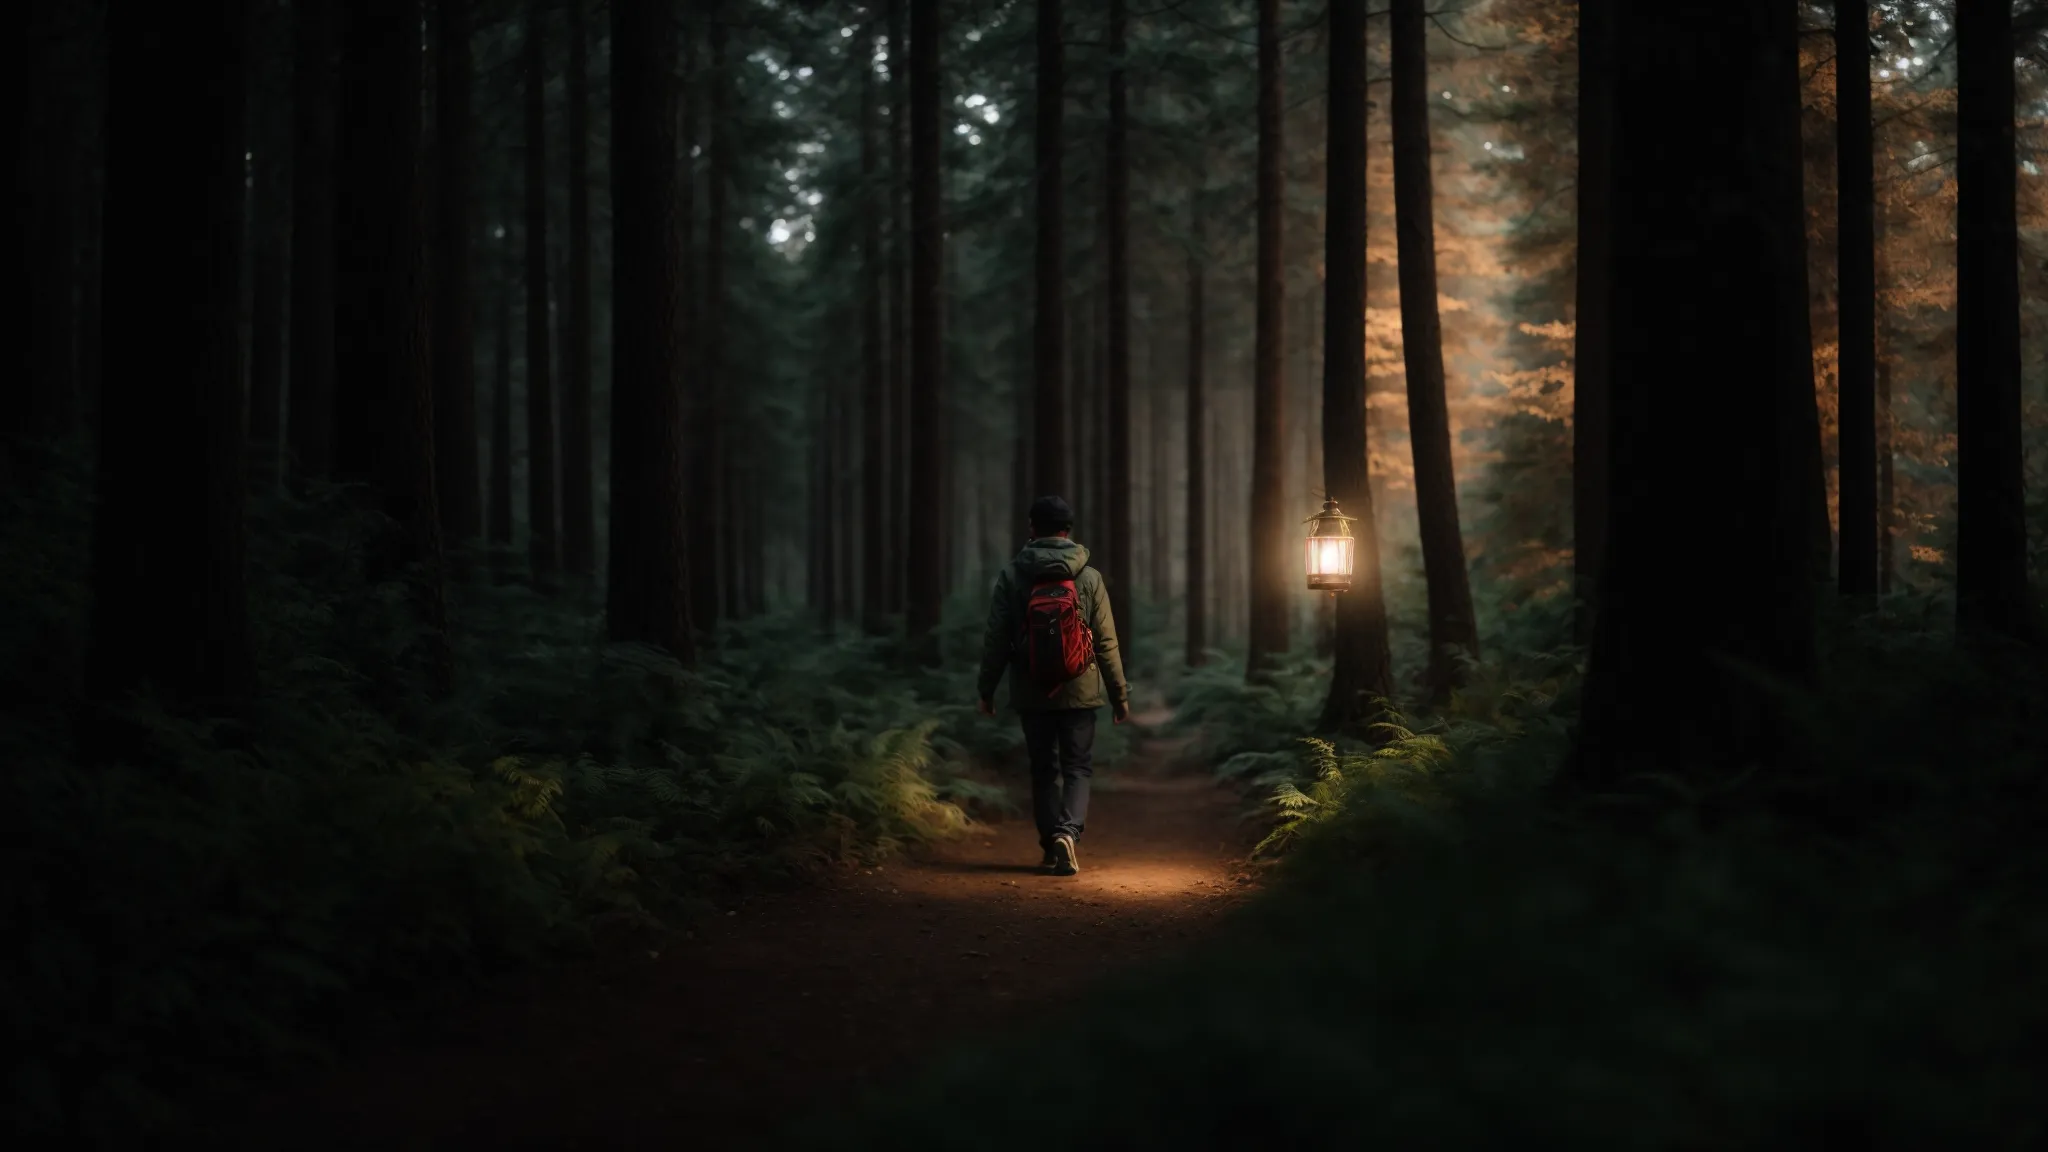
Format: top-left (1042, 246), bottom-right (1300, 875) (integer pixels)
top-left (1019, 576), bottom-right (1095, 692)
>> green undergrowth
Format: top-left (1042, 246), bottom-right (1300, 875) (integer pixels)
top-left (811, 594), bottom-right (2048, 1149)
top-left (0, 473), bottom-right (1017, 1146)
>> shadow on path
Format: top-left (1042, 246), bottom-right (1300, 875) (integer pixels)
top-left (232, 717), bottom-right (1259, 1150)
top-left (926, 861), bottom-right (1047, 875)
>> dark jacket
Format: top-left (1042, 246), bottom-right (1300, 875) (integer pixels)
top-left (976, 537), bottom-right (1131, 713)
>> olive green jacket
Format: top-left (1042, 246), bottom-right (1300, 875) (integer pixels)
top-left (976, 537), bottom-right (1130, 713)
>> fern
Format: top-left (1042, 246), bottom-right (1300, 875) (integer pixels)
top-left (1, 467), bottom-right (1033, 1145)
top-left (1245, 686), bottom-right (1567, 861)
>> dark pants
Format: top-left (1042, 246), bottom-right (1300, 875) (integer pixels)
top-left (1021, 708), bottom-right (1096, 849)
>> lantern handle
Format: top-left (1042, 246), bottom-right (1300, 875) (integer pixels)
top-left (1302, 497), bottom-right (1357, 527)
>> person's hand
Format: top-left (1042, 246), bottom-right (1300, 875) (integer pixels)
top-left (1113, 701), bottom-right (1131, 725)
top-left (977, 697), bottom-right (996, 717)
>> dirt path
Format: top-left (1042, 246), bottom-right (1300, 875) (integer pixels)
top-left (236, 713), bottom-right (1258, 1149)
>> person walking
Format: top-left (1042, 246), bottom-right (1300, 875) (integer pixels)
top-left (976, 496), bottom-right (1131, 876)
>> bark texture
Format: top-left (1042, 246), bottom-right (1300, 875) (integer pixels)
top-left (287, 0), bottom-right (336, 482)
top-left (1184, 208), bottom-right (1208, 669)
top-left (1835, 0), bottom-right (1877, 597)
top-left (1571, 0), bottom-right (1611, 645)
top-left (605, 0), bottom-right (694, 661)
top-left (1246, 0), bottom-right (1291, 678)
top-left (904, 0), bottom-right (944, 656)
top-left (247, 0), bottom-right (290, 492)
top-left (332, 0), bottom-right (452, 687)
top-left (1032, 0), bottom-right (1066, 497)
top-left (560, 0), bottom-right (597, 577)
top-left (1954, 0), bottom-right (2031, 640)
top-left (435, 0), bottom-right (481, 547)
top-left (1877, 195), bottom-right (1895, 595)
top-left (91, 0), bottom-right (255, 708)
top-left (489, 275), bottom-right (514, 549)
top-left (24, 5), bottom-right (81, 453)
top-left (523, 0), bottom-right (558, 579)
top-left (1391, 0), bottom-right (1479, 696)
top-left (1568, 0), bottom-right (1817, 792)
top-left (1105, 0), bottom-right (1134, 661)
top-left (888, 0), bottom-right (911, 614)
top-left (1319, 0), bottom-right (1395, 734)
top-left (862, 34), bottom-right (889, 633)
top-left (692, 12), bottom-right (730, 630)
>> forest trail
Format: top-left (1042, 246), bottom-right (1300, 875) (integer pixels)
top-left (238, 709), bottom-right (1259, 1150)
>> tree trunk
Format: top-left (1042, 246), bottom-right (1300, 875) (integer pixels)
top-left (287, 0), bottom-right (336, 482)
top-left (1391, 0), bottom-right (1479, 697)
top-left (679, 12), bottom-right (697, 379)
top-left (560, 0), bottom-right (597, 577)
top-left (1284, 294), bottom-right (1300, 636)
top-left (717, 17), bottom-right (744, 622)
top-left (4, 28), bottom-right (24, 483)
top-left (247, 0), bottom-right (289, 493)
top-left (433, 0), bottom-right (480, 552)
top-left (78, 142), bottom-right (105, 431)
top-left (904, 0), bottom-right (944, 658)
top-left (826, 365), bottom-right (845, 627)
top-left (1783, 21), bottom-right (1836, 589)
top-left (1093, 283), bottom-right (1109, 547)
top-left (1151, 325), bottom-right (1171, 600)
top-left (523, 0), bottom-right (558, 580)
top-left (1789, 83), bottom-right (1832, 592)
top-left (1835, 0), bottom-right (1877, 597)
top-left (722, 418), bottom-right (745, 620)
top-left (888, 0), bottom-right (911, 615)
top-left (489, 272), bottom-right (514, 549)
top-left (810, 370), bottom-right (829, 621)
top-left (747, 462), bottom-right (767, 614)
top-left (1070, 295), bottom-right (1090, 515)
top-left (91, 0), bottom-right (254, 709)
top-left (1878, 343), bottom-right (1895, 595)
top-left (1184, 210), bottom-right (1208, 669)
top-left (1308, 268), bottom-right (1332, 657)
top-left (941, 243), bottom-right (961, 592)
top-left (1954, 0), bottom-right (2031, 641)
top-left (1013, 316), bottom-right (1032, 538)
top-left (1032, 0), bottom-right (1066, 497)
top-left (25, 6), bottom-right (80, 454)
top-left (861, 31), bottom-right (889, 633)
top-left (693, 11), bottom-right (730, 630)
top-left (837, 367), bottom-right (858, 619)
top-left (1243, 0), bottom-right (1291, 677)
top-left (1568, 0), bottom-right (1816, 792)
top-left (333, 0), bottom-right (452, 687)
top-left (1106, 0), bottom-right (1133, 657)
top-left (1320, 0), bottom-right (1395, 734)
top-left (605, 0), bottom-right (693, 661)
top-left (1875, 190), bottom-right (1894, 595)
top-left (1571, 0), bottom-right (1611, 646)
top-left (1233, 390), bottom-right (1251, 645)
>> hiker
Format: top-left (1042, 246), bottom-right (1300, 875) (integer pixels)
top-left (976, 495), bottom-right (1131, 876)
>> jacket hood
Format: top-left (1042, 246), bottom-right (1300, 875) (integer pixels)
top-left (1015, 536), bottom-right (1090, 581)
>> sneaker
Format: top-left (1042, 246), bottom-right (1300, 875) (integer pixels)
top-left (1050, 834), bottom-right (1079, 876)
top-left (1039, 846), bottom-right (1057, 870)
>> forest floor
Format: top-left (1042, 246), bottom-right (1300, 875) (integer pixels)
top-left (231, 709), bottom-right (1261, 1150)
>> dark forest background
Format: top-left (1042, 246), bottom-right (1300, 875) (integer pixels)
top-left (7, 0), bottom-right (2048, 1144)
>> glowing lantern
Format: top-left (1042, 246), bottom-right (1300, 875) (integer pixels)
top-left (1303, 499), bottom-right (1357, 593)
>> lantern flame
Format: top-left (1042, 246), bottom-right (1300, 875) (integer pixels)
top-left (1303, 499), bottom-right (1358, 593)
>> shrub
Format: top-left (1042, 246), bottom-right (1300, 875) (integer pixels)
top-left (1, 474), bottom-right (1007, 1145)
top-left (811, 602), bottom-right (2048, 1150)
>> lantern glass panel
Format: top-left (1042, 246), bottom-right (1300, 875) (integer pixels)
top-left (1305, 535), bottom-right (1355, 578)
